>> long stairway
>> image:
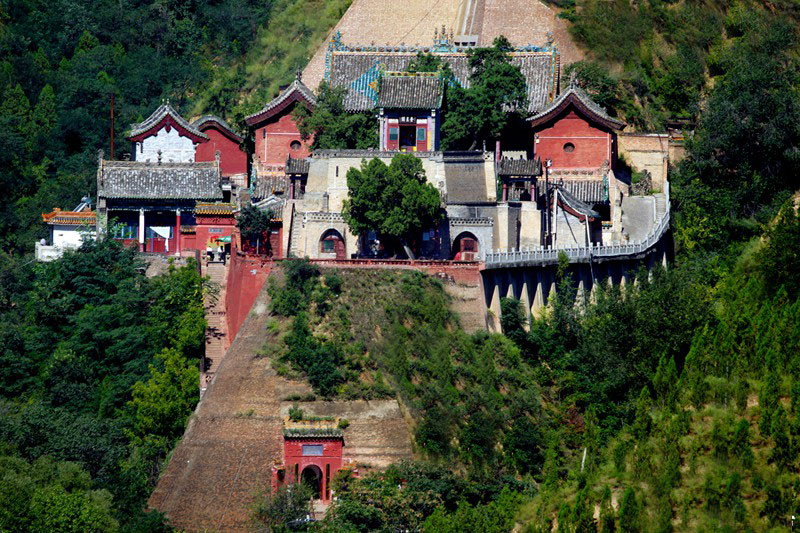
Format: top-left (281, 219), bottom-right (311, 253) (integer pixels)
top-left (289, 209), bottom-right (303, 257)
top-left (202, 261), bottom-right (228, 392)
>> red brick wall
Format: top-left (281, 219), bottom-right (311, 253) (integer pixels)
top-left (282, 437), bottom-right (343, 502)
top-left (534, 110), bottom-right (612, 170)
top-left (225, 250), bottom-right (272, 341)
top-left (195, 126), bottom-right (247, 177)
top-left (253, 105), bottom-right (312, 166)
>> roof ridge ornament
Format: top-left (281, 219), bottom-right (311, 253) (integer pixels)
top-left (295, 65), bottom-right (302, 82)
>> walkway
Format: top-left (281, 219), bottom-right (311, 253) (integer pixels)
top-left (202, 261), bottom-right (228, 393)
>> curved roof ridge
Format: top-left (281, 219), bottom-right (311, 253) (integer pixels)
top-left (130, 101), bottom-right (208, 140)
top-left (192, 115), bottom-right (244, 142)
top-left (245, 78), bottom-right (317, 126)
top-left (528, 84), bottom-right (625, 130)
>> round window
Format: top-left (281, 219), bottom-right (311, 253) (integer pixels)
top-left (290, 140), bottom-right (302, 151)
top-left (563, 142), bottom-right (575, 153)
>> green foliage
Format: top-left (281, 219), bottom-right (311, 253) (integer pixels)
top-left (251, 483), bottom-right (313, 532)
top-left (342, 154), bottom-right (443, 255)
top-left (294, 81), bottom-right (377, 150)
top-left (0, 239), bottom-right (206, 527)
top-left (236, 204), bottom-right (274, 243)
top-left (441, 37), bottom-right (528, 150)
top-left (0, 455), bottom-right (119, 532)
top-left (422, 487), bottom-right (522, 533)
top-left (288, 404), bottom-right (304, 422)
top-left (618, 487), bottom-right (640, 533)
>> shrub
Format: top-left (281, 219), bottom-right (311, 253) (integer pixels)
top-left (337, 418), bottom-right (350, 430)
top-left (288, 404), bottom-right (303, 422)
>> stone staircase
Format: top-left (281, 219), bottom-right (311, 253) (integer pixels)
top-left (289, 209), bottom-right (304, 258)
top-left (654, 192), bottom-right (667, 219)
top-left (202, 261), bottom-right (228, 391)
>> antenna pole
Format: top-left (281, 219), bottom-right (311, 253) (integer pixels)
top-left (110, 93), bottom-right (115, 161)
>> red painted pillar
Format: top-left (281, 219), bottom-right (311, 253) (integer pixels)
top-left (175, 209), bottom-right (181, 256)
top-left (502, 181), bottom-right (508, 202)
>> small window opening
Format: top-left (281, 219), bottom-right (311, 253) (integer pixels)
top-left (290, 140), bottom-right (301, 151)
top-left (563, 142), bottom-right (575, 153)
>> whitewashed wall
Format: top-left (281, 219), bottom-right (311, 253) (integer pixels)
top-left (137, 127), bottom-right (196, 163)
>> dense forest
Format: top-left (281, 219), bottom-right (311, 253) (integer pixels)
top-left (0, 0), bottom-right (799, 530)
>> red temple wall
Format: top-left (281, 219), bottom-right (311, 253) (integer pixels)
top-left (225, 246), bottom-right (272, 342)
top-left (534, 110), bottom-right (612, 170)
top-left (253, 107), bottom-right (311, 166)
top-left (280, 438), bottom-right (344, 502)
top-left (195, 126), bottom-right (247, 177)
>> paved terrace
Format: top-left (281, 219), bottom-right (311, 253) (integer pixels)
top-left (484, 184), bottom-right (670, 269)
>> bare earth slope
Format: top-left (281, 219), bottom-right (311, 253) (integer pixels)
top-left (149, 277), bottom-right (413, 531)
top-left (303, 0), bottom-right (582, 89)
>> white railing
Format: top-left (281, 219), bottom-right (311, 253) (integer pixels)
top-left (35, 242), bottom-right (80, 262)
top-left (484, 182), bottom-right (670, 269)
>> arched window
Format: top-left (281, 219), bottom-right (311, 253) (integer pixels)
top-left (290, 140), bottom-right (302, 151)
top-left (563, 142), bottom-right (575, 153)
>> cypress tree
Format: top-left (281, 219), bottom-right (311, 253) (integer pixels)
top-left (618, 487), bottom-right (641, 533)
top-left (557, 502), bottom-right (572, 533)
top-left (731, 419), bottom-right (754, 469)
top-left (653, 354), bottom-right (679, 411)
top-left (759, 371), bottom-right (780, 437)
top-left (769, 406), bottom-right (795, 471)
top-left (571, 487), bottom-right (597, 532)
top-left (598, 485), bottom-right (616, 533)
top-left (632, 387), bottom-right (652, 441)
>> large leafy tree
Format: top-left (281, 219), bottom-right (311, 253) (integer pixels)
top-left (673, 15), bottom-right (800, 252)
top-left (342, 154), bottom-right (442, 258)
top-left (441, 36), bottom-right (528, 150)
top-left (293, 81), bottom-right (378, 150)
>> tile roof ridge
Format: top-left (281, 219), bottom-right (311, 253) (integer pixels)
top-left (130, 101), bottom-right (208, 140)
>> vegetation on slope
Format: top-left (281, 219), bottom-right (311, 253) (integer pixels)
top-left (0, 0), bottom-right (347, 255)
top-left (0, 239), bottom-right (209, 529)
top-left (559, 1), bottom-right (800, 130)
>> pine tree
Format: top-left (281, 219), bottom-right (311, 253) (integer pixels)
top-left (731, 419), bottom-right (754, 469)
top-left (557, 502), bottom-right (572, 533)
top-left (618, 487), bottom-right (641, 533)
top-left (598, 485), bottom-right (616, 533)
top-left (571, 487), bottom-right (597, 532)
top-left (653, 354), bottom-right (678, 411)
top-left (632, 387), bottom-right (652, 441)
top-left (759, 371), bottom-right (780, 437)
top-left (769, 406), bottom-right (795, 471)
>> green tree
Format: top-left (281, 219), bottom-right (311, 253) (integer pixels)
top-left (618, 487), bottom-right (640, 533)
top-left (126, 348), bottom-right (199, 482)
top-left (293, 81), bottom-right (377, 150)
top-left (342, 154), bottom-right (442, 258)
top-left (251, 483), bottom-right (312, 532)
top-left (441, 36), bottom-right (527, 150)
top-left (632, 387), bottom-right (652, 441)
top-left (598, 485), bottom-right (616, 533)
top-left (236, 204), bottom-right (274, 254)
top-left (572, 487), bottom-right (597, 532)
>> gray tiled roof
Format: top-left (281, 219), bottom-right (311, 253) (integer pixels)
top-left (556, 179), bottom-right (607, 204)
top-left (528, 83), bottom-right (625, 130)
top-left (130, 102), bottom-right (207, 140)
top-left (497, 158), bottom-right (542, 177)
top-left (245, 79), bottom-right (317, 126)
top-left (252, 173), bottom-right (289, 201)
top-left (377, 72), bottom-right (443, 109)
top-left (328, 49), bottom-right (557, 112)
top-left (99, 160), bottom-right (222, 200)
top-left (444, 154), bottom-right (489, 204)
top-left (286, 157), bottom-right (310, 175)
top-left (555, 184), bottom-right (601, 219)
top-left (283, 428), bottom-right (344, 438)
top-left (192, 115), bottom-right (243, 142)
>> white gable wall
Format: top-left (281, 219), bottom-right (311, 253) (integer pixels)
top-left (137, 127), bottom-right (196, 163)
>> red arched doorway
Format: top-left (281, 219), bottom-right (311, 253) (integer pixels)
top-left (320, 229), bottom-right (346, 260)
top-left (452, 232), bottom-right (479, 261)
top-left (300, 465), bottom-right (322, 499)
